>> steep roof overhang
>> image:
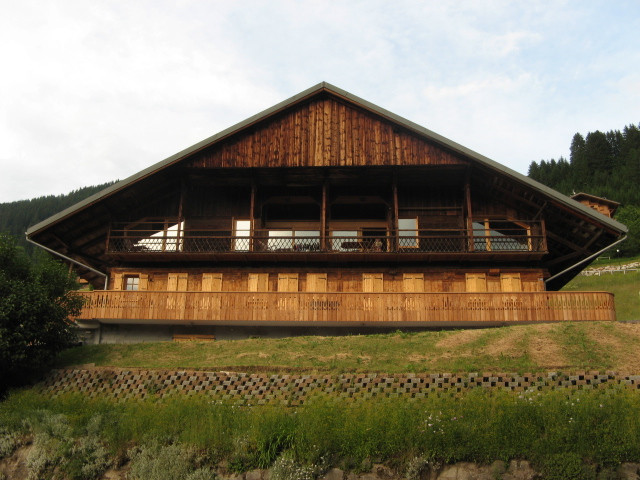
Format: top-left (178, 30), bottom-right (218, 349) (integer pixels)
top-left (26, 82), bottom-right (628, 289)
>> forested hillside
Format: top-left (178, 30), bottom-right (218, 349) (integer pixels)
top-left (528, 123), bottom-right (640, 255)
top-left (0, 182), bottom-right (116, 254)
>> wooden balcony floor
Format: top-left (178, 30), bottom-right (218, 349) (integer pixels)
top-left (77, 291), bottom-right (616, 326)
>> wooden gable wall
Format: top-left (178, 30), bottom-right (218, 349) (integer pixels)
top-left (187, 97), bottom-right (468, 169)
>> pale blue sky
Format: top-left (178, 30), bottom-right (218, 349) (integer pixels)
top-left (1, 0), bottom-right (638, 202)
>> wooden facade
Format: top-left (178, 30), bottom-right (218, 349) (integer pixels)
top-left (26, 83), bottom-right (626, 339)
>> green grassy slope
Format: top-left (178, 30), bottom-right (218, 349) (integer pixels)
top-left (57, 321), bottom-right (640, 374)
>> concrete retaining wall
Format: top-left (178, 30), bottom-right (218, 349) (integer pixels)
top-left (40, 368), bottom-right (640, 403)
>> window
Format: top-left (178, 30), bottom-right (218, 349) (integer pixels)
top-left (465, 273), bottom-right (487, 292)
top-left (124, 275), bottom-right (139, 291)
top-left (500, 273), bottom-right (522, 292)
top-left (167, 273), bottom-right (188, 291)
top-left (248, 273), bottom-right (269, 292)
top-left (234, 220), bottom-right (251, 251)
top-left (363, 273), bottom-right (384, 292)
top-left (134, 221), bottom-right (184, 252)
top-left (277, 273), bottom-right (299, 292)
top-left (398, 218), bottom-right (418, 248)
top-left (403, 273), bottom-right (424, 292)
top-left (306, 273), bottom-right (328, 292)
top-left (473, 220), bottom-right (531, 252)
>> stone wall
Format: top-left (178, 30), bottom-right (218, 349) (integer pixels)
top-left (40, 368), bottom-right (640, 403)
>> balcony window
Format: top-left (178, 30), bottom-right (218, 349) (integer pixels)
top-left (398, 218), bottom-right (418, 248)
top-left (134, 221), bottom-right (184, 252)
top-left (473, 220), bottom-right (531, 252)
top-left (267, 230), bottom-right (320, 251)
top-left (234, 220), bottom-right (251, 251)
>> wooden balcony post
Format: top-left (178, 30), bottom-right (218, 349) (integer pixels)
top-left (321, 181), bottom-right (327, 250)
top-left (250, 181), bottom-right (256, 251)
top-left (393, 173), bottom-right (399, 251)
top-left (465, 170), bottom-right (474, 252)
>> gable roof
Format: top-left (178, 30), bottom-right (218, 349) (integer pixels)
top-left (27, 82), bottom-right (627, 238)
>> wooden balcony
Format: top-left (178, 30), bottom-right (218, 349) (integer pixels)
top-left (106, 222), bottom-right (547, 263)
top-left (76, 290), bottom-right (616, 326)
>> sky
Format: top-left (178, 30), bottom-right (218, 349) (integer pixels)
top-left (1, 1), bottom-right (639, 203)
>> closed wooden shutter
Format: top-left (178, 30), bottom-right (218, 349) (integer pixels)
top-left (465, 273), bottom-right (487, 292)
top-left (139, 274), bottom-right (149, 291)
top-left (168, 273), bottom-right (189, 291)
top-left (248, 273), bottom-right (269, 292)
top-left (306, 273), bottom-right (327, 292)
top-left (112, 273), bottom-right (123, 290)
top-left (500, 273), bottom-right (522, 292)
top-left (277, 273), bottom-right (299, 292)
top-left (403, 273), bottom-right (424, 292)
top-left (202, 273), bottom-right (223, 292)
top-left (363, 273), bottom-right (384, 292)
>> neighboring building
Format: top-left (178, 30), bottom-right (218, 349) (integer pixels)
top-left (571, 192), bottom-right (620, 218)
top-left (26, 83), bottom-right (627, 343)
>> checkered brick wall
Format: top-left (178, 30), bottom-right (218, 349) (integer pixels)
top-left (38, 369), bottom-right (640, 404)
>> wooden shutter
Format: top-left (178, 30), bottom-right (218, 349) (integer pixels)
top-left (277, 273), bottom-right (299, 292)
top-left (139, 274), bottom-right (149, 291)
top-left (500, 273), bottom-right (522, 292)
top-left (248, 273), bottom-right (269, 292)
top-left (202, 273), bottom-right (223, 292)
top-left (403, 273), bottom-right (424, 292)
top-left (112, 273), bottom-right (123, 290)
top-left (306, 273), bottom-right (327, 292)
top-left (363, 273), bottom-right (384, 292)
top-left (168, 273), bottom-right (189, 291)
top-left (465, 273), bottom-right (487, 292)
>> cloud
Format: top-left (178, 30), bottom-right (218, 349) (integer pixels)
top-left (0, 1), bottom-right (639, 202)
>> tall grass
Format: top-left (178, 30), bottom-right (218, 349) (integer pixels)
top-left (2, 388), bottom-right (640, 475)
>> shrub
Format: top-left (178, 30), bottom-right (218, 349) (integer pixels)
top-left (270, 452), bottom-right (316, 480)
top-left (0, 233), bottom-right (84, 391)
top-left (127, 440), bottom-right (209, 480)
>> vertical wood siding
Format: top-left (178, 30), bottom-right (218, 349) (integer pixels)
top-left (187, 98), bottom-right (468, 169)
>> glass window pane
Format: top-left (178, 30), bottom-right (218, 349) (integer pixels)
top-left (234, 220), bottom-right (251, 251)
top-left (294, 230), bottom-right (320, 251)
top-left (398, 218), bottom-right (418, 247)
top-left (268, 230), bottom-right (293, 250)
top-left (331, 230), bottom-right (358, 251)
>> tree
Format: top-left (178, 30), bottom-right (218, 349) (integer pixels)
top-left (0, 233), bottom-right (84, 392)
top-left (615, 206), bottom-right (640, 257)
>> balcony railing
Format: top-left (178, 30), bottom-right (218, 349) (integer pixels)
top-left (77, 290), bottom-right (615, 324)
top-left (107, 223), bottom-right (546, 255)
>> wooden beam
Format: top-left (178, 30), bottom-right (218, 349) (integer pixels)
top-left (321, 180), bottom-right (327, 250)
top-left (546, 230), bottom-right (588, 253)
top-left (465, 169), bottom-right (474, 252)
top-left (250, 181), bottom-right (256, 252)
top-left (393, 172), bottom-right (399, 250)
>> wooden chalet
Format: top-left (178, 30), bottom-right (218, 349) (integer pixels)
top-left (26, 83), bottom-right (627, 342)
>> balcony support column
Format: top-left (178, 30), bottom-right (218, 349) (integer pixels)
top-left (392, 173), bottom-right (399, 251)
top-left (321, 181), bottom-right (327, 250)
top-left (465, 170), bottom-right (474, 252)
top-left (250, 181), bottom-right (256, 251)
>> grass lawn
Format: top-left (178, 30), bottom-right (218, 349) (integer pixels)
top-left (57, 321), bottom-right (640, 374)
top-left (562, 269), bottom-right (639, 321)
